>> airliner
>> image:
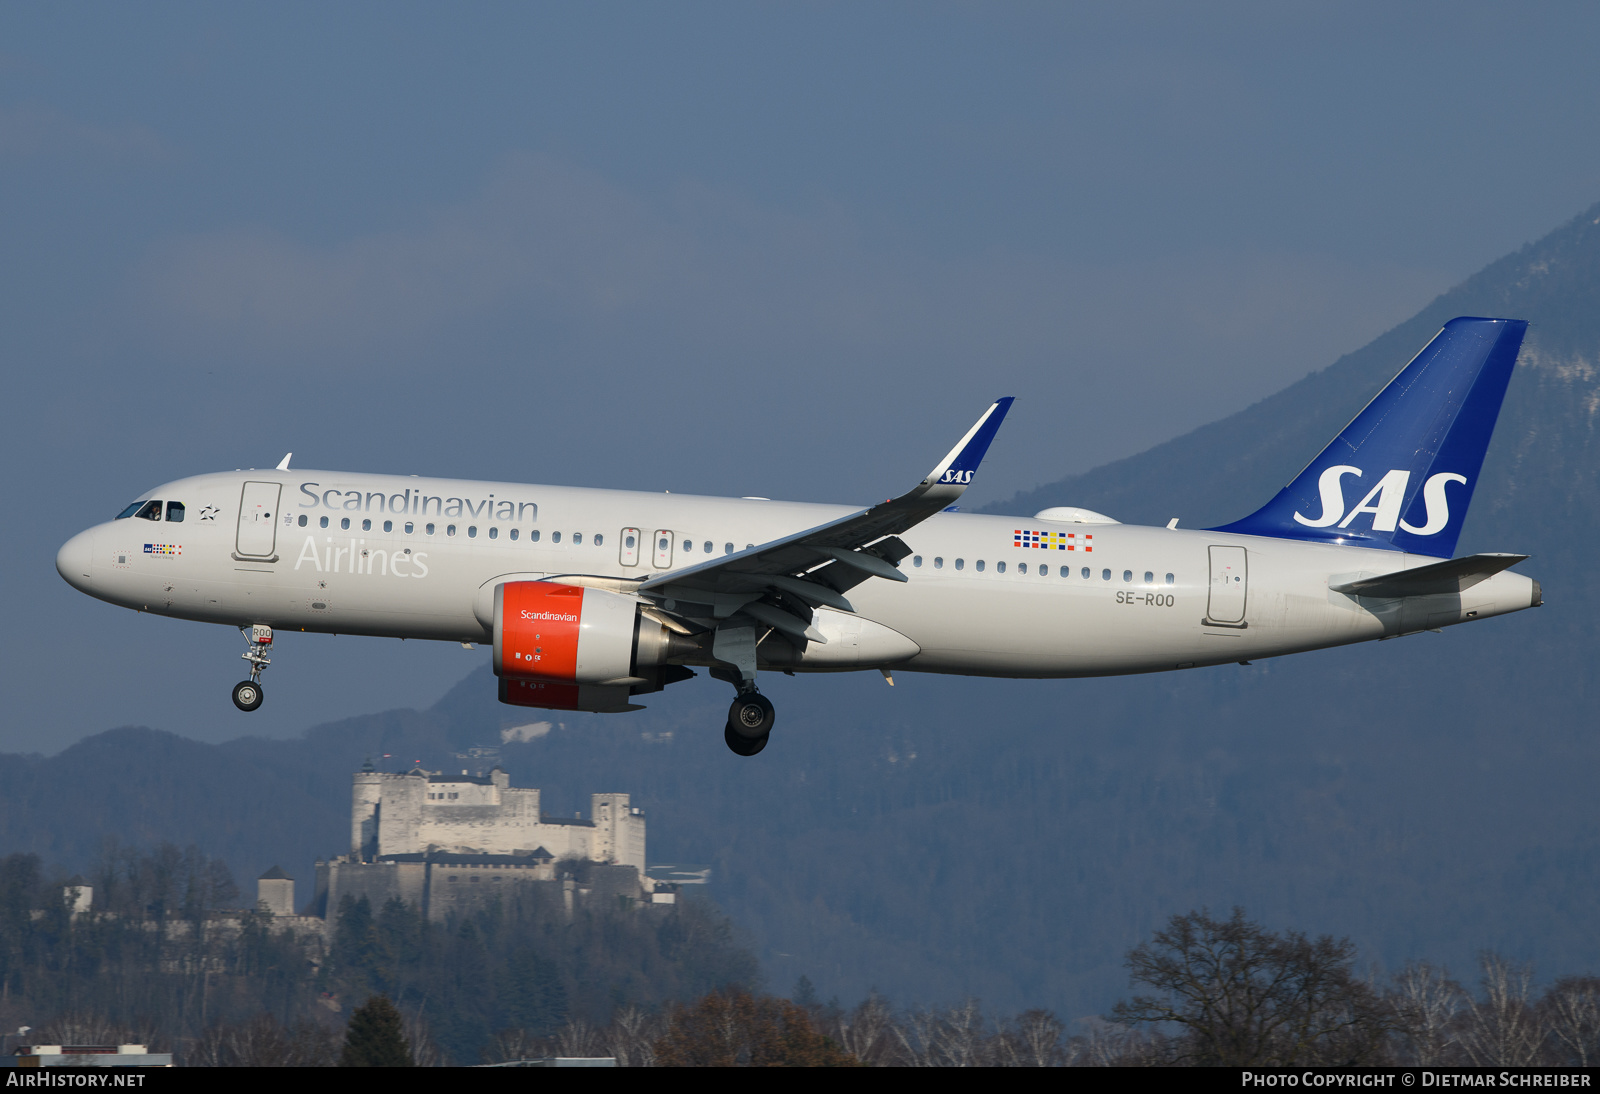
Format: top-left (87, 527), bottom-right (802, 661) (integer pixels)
top-left (57, 317), bottom-right (1540, 755)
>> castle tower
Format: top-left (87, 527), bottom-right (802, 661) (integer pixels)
top-left (258, 866), bottom-right (294, 916)
top-left (591, 793), bottom-right (646, 870)
top-left (352, 760), bottom-right (383, 860)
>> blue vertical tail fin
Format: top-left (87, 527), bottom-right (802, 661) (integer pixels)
top-left (1210, 317), bottom-right (1527, 556)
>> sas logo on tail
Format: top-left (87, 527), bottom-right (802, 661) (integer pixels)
top-left (1293, 467), bottom-right (1466, 535)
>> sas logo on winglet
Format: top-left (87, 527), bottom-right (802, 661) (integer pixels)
top-left (938, 469), bottom-right (975, 485)
top-left (1293, 467), bottom-right (1466, 536)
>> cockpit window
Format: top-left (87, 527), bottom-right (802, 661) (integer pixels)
top-left (115, 501), bottom-right (146, 519)
top-left (165, 501), bottom-right (185, 523)
top-left (134, 500), bottom-right (163, 521)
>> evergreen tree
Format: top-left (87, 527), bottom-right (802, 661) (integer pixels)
top-left (340, 995), bottom-right (413, 1067)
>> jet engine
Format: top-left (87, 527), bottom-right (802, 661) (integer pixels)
top-left (492, 580), bottom-right (690, 712)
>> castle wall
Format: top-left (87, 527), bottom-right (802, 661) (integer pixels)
top-left (321, 858), bottom-right (427, 916)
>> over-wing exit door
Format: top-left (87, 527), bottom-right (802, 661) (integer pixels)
top-left (236, 482), bottom-right (282, 559)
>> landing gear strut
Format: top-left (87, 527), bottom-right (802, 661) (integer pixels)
top-left (710, 626), bottom-right (774, 756)
top-left (233, 624), bottom-right (272, 712)
top-left (724, 691), bottom-right (775, 757)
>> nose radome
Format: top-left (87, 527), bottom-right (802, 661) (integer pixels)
top-left (56, 529), bottom-right (95, 591)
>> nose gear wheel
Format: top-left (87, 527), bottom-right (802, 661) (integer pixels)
top-left (232, 680), bottom-right (264, 711)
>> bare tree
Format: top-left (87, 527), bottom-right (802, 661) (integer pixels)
top-left (1542, 976), bottom-right (1600, 1067)
top-left (607, 1005), bottom-right (664, 1068)
top-left (829, 992), bottom-right (896, 1066)
top-left (1110, 908), bottom-right (1394, 1065)
top-left (402, 1007), bottom-right (442, 1067)
top-left (1459, 953), bottom-right (1547, 1066)
top-left (1389, 961), bottom-right (1466, 1065)
top-left (1002, 1009), bottom-right (1067, 1067)
top-left (483, 1027), bottom-right (542, 1064)
top-left (185, 1014), bottom-right (338, 1066)
top-left (1076, 1015), bottom-right (1168, 1066)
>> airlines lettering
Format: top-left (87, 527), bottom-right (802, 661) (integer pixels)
top-left (297, 481), bottom-right (537, 523)
top-left (520, 610), bottom-right (578, 622)
top-left (939, 469), bottom-right (975, 485)
top-left (1292, 468), bottom-right (1466, 536)
top-left (294, 535), bottom-right (429, 578)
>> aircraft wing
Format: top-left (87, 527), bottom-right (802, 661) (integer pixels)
top-left (637, 398), bottom-right (1013, 631)
top-left (1329, 553), bottom-right (1528, 598)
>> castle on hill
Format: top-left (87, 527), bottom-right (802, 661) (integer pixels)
top-left (308, 763), bottom-right (664, 922)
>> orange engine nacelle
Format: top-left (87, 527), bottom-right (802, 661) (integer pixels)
top-left (492, 581), bottom-right (676, 713)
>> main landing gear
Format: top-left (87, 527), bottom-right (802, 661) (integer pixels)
top-left (233, 624), bottom-right (272, 712)
top-left (724, 690), bottom-right (775, 757)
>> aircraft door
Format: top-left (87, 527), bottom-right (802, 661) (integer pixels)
top-left (652, 529), bottom-right (674, 568)
top-left (619, 528), bottom-right (641, 567)
top-left (1206, 545), bottom-right (1248, 625)
top-left (236, 482), bottom-right (282, 559)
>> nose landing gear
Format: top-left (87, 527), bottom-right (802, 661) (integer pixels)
top-left (233, 624), bottom-right (272, 712)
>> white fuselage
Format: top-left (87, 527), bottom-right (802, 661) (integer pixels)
top-left (57, 469), bottom-right (1540, 678)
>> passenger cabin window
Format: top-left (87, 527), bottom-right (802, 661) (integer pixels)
top-left (298, 514), bottom-right (308, 527)
top-left (573, 533), bottom-right (582, 545)
top-left (383, 520), bottom-right (393, 532)
top-left (1166, 573), bottom-right (1175, 585)
top-left (594, 533), bottom-right (603, 546)
top-left (913, 555), bottom-right (923, 567)
top-left (1123, 570), bottom-right (1132, 583)
top-left (552, 531), bottom-right (561, 543)
top-left (1081, 567), bottom-right (1090, 579)
top-left (976, 560), bottom-right (986, 572)
top-left (725, 543), bottom-right (734, 554)
top-left (446, 524), bottom-right (457, 536)
top-left (135, 500), bottom-right (162, 521)
top-left (319, 516), bottom-right (329, 529)
top-left (487, 527), bottom-right (496, 539)
top-left (529, 530), bottom-right (540, 542)
top-left (1144, 571), bottom-right (1153, 584)
top-left (341, 517), bottom-right (350, 530)
top-left (425, 523), bottom-right (436, 535)
top-left (955, 559), bottom-right (964, 570)
top-left (165, 501), bottom-right (185, 522)
top-left (1101, 569), bottom-right (1111, 580)
top-left (509, 528), bottom-right (518, 541)
top-left (1017, 562), bottom-right (1025, 574)
top-left (997, 561), bottom-right (1006, 573)
top-left (404, 522), bottom-right (414, 534)
top-left (362, 519), bottom-right (371, 531)
top-left (934, 557), bottom-right (943, 569)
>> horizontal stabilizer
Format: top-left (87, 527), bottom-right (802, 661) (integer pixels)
top-left (1330, 553), bottom-right (1528, 598)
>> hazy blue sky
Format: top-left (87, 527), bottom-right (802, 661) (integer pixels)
top-left (7, 3), bottom-right (1600, 751)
